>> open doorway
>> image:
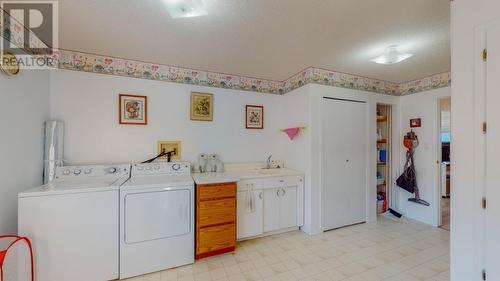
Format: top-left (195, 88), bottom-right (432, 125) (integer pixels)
top-left (376, 104), bottom-right (392, 216)
top-left (438, 97), bottom-right (451, 231)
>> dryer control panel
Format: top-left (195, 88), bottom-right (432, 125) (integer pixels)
top-left (55, 164), bottom-right (130, 179)
top-left (132, 162), bottom-right (191, 176)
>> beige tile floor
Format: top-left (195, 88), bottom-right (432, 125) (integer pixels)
top-left (123, 217), bottom-right (449, 281)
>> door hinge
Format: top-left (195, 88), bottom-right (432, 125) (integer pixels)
top-left (483, 48), bottom-right (488, 62)
top-left (483, 122), bottom-right (487, 134)
top-left (482, 197), bottom-right (487, 209)
top-left (482, 269), bottom-right (487, 280)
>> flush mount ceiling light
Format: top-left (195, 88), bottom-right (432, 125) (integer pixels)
top-left (371, 45), bottom-right (413, 65)
top-left (163, 0), bottom-right (207, 19)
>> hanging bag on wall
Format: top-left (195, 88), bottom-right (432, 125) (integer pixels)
top-left (396, 150), bottom-right (416, 194)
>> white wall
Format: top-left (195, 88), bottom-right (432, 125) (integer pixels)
top-left (49, 69), bottom-right (452, 236)
top-left (49, 70), bottom-right (286, 165)
top-left (398, 87), bottom-right (451, 227)
top-left (50, 69), bottom-right (323, 232)
top-left (451, 1), bottom-right (500, 280)
top-left (273, 85), bottom-right (312, 233)
top-left (0, 70), bottom-right (50, 234)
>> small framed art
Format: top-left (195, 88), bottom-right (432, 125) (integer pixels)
top-left (410, 118), bottom-right (421, 128)
top-left (246, 105), bottom-right (264, 129)
top-left (119, 94), bottom-right (147, 125)
top-left (190, 92), bottom-right (213, 121)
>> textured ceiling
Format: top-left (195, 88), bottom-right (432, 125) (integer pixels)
top-left (57, 0), bottom-right (450, 82)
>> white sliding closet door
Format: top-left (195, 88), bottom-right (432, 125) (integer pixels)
top-left (485, 22), bottom-right (500, 281)
top-left (322, 97), bottom-right (367, 231)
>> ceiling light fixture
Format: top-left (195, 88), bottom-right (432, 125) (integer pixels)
top-left (371, 45), bottom-right (413, 65)
top-left (163, 0), bottom-right (207, 19)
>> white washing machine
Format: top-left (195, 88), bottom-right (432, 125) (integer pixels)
top-left (120, 161), bottom-right (194, 279)
top-left (18, 164), bottom-right (130, 281)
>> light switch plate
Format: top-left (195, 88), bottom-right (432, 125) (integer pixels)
top-left (157, 141), bottom-right (181, 159)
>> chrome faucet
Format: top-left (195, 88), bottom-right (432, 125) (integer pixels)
top-left (266, 155), bottom-right (272, 169)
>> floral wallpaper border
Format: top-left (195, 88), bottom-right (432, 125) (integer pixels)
top-left (1, 10), bottom-right (451, 96)
top-left (1, 15), bottom-right (450, 96)
top-left (56, 50), bottom-right (287, 94)
top-left (54, 49), bottom-right (450, 96)
top-left (398, 72), bottom-right (451, 96)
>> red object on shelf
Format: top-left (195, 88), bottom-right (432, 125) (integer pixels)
top-left (0, 236), bottom-right (34, 281)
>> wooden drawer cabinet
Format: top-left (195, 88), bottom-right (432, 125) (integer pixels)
top-left (198, 183), bottom-right (236, 200)
top-left (198, 198), bottom-right (236, 227)
top-left (197, 223), bottom-right (236, 254)
top-left (196, 182), bottom-right (236, 259)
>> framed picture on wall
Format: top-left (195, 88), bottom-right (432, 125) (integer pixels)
top-left (410, 118), bottom-right (422, 128)
top-left (119, 94), bottom-right (147, 125)
top-left (190, 92), bottom-right (213, 121)
top-left (246, 105), bottom-right (264, 129)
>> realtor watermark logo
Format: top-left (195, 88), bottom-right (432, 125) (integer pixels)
top-left (1, 1), bottom-right (58, 69)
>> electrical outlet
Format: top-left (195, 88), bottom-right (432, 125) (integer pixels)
top-left (157, 141), bottom-right (181, 159)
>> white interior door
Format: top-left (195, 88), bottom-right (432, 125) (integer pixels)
top-left (322, 98), bottom-right (367, 231)
top-left (485, 23), bottom-right (500, 281)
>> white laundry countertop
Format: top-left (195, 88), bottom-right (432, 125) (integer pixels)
top-left (191, 168), bottom-right (304, 185)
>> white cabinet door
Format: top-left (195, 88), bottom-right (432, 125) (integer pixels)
top-left (237, 189), bottom-right (263, 239)
top-left (263, 188), bottom-right (280, 232)
top-left (279, 186), bottom-right (298, 229)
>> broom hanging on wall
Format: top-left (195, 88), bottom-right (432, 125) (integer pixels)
top-left (396, 130), bottom-right (430, 206)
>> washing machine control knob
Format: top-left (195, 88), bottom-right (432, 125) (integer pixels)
top-left (154, 164), bottom-right (160, 170)
top-left (172, 163), bottom-right (181, 171)
top-left (63, 169), bottom-right (71, 175)
top-left (73, 169), bottom-right (82, 175)
top-left (145, 165), bottom-right (152, 171)
top-left (84, 168), bottom-right (92, 174)
top-left (108, 167), bottom-right (117, 174)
